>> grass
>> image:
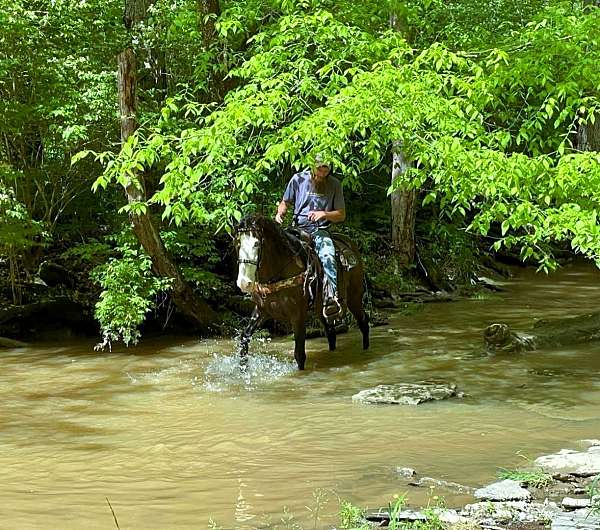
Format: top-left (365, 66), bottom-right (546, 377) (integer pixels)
top-left (497, 467), bottom-right (553, 488)
top-left (339, 493), bottom-right (447, 530)
top-left (339, 500), bottom-right (368, 530)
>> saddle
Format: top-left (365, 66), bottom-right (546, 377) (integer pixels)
top-left (286, 228), bottom-right (359, 272)
top-left (285, 228), bottom-right (360, 309)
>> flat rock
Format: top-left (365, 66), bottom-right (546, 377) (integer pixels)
top-left (561, 497), bottom-right (591, 510)
top-left (551, 509), bottom-right (600, 530)
top-left (366, 508), bottom-right (465, 526)
top-left (352, 381), bottom-right (458, 405)
top-left (535, 448), bottom-right (600, 477)
top-left (462, 500), bottom-right (561, 524)
top-left (474, 479), bottom-right (532, 501)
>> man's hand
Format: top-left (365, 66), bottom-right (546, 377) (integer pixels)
top-left (308, 210), bottom-right (328, 222)
top-left (275, 200), bottom-right (288, 224)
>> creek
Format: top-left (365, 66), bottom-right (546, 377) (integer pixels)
top-left (2, 263), bottom-right (600, 529)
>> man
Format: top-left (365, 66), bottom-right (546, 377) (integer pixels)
top-left (275, 158), bottom-right (345, 320)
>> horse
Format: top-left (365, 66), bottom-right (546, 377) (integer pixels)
top-left (235, 214), bottom-right (369, 370)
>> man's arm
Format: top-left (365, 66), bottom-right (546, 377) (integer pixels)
top-left (275, 199), bottom-right (292, 224)
top-left (308, 209), bottom-right (346, 223)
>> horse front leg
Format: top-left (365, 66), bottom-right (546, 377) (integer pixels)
top-left (319, 315), bottom-right (337, 351)
top-left (238, 306), bottom-right (264, 370)
top-left (292, 315), bottom-right (307, 370)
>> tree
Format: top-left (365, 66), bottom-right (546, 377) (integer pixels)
top-left (115, 0), bottom-right (218, 333)
top-left (391, 143), bottom-right (417, 269)
top-left (389, 9), bottom-right (416, 271)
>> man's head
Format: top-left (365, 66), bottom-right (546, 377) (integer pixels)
top-left (311, 155), bottom-right (331, 185)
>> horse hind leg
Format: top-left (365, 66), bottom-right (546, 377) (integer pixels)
top-left (292, 315), bottom-right (307, 370)
top-left (347, 279), bottom-right (369, 350)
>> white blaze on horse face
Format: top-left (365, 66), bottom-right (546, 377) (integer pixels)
top-left (237, 233), bottom-right (260, 293)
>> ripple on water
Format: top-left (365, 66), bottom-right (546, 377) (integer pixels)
top-left (126, 359), bottom-right (197, 385)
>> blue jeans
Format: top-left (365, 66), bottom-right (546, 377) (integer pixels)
top-left (313, 229), bottom-right (337, 298)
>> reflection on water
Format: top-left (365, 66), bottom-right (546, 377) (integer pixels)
top-left (1, 262), bottom-right (600, 529)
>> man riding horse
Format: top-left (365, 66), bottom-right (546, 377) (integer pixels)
top-left (275, 156), bottom-right (345, 321)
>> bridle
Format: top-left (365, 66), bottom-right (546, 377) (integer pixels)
top-left (236, 227), bottom-right (263, 268)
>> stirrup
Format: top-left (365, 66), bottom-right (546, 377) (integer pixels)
top-left (323, 297), bottom-right (342, 320)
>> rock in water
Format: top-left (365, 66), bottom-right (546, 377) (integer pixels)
top-left (484, 323), bottom-right (536, 352)
top-left (484, 311), bottom-right (600, 353)
top-left (535, 447), bottom-right (600, 477)
top-left (474, 479), bottom-right (532, 501)
top-left (352, 381), bottom-right (458, 405)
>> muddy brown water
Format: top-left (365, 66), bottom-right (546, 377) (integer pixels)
top-left (2, 263), bottom-right (600, 529)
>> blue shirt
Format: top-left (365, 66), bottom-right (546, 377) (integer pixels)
top-left (283, 169), bottom-right (345, 233)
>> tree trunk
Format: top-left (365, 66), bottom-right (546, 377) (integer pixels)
top-left (118, 48), bottom-right (217, 330)
top-left (577, 114), bottom-right (600, 152)
top-left (390, 142), bottom-right (417, 270)
top-left (198, 0), bottom-right (220, 48)
top-left (124, 0), bottom-right (155, 28)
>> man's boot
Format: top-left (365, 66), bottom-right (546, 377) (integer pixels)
top-left (322, 281), bottom-right (342, 321)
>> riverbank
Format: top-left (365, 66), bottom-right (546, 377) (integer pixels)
top-left (350, 440), bottom-right (600, 530)
top-left (0, 244), bottom-right (512, 345)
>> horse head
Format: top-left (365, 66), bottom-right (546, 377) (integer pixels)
top-left (235, 214), bottom-right (300, 294)
top-left (235, 215), bottom-right (263, 293)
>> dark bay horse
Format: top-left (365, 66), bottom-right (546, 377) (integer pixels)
top-left (235, 214), bottom-right (369, 370)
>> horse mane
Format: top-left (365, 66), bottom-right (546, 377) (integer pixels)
top-left (238, 214), bottom-right (304, 257)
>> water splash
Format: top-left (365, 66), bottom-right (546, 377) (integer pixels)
top-left (202, 351), bottom-right (296, 393)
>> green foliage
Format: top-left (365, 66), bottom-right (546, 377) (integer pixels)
top-left (161, 229), bottom-right (221, 264)
top-left (497, 467), bottom-right (553, 488)
top-left (371, 257), bottom-right (419, 293)
top-left (388, 494), bottom-right (407, 530)
top-left (339, 500), bottom-right (367, 530)
top-left (406, 0), bottom-right (551, 48)
top-left (419, 220), bottom-right (478, 288)
top-left (0, 176), bottom-right (44, 252)
top-left (398, 5), bottom-right (600, 270)
top-left (5, 0), bottom-right (600, 338)
top-left (0, 175), bottom-right (45, 303)
top-left (92, 8), bottom-right (410, 230)
top-left (92, 239), bottom-right (173, 348)
top-left (61, 240), bottom-right (113, 267)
